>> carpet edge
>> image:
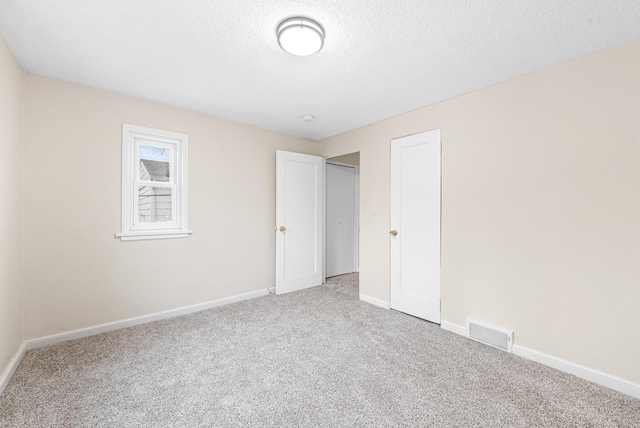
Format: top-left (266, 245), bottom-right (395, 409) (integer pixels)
top-left (0, 342), bottom-right (27, 397)
top-left (441, 320), bottom-right (640, 400)
top-left (513, 344), bottom-right (640, 400)
top-left (359, 293), bottom-right (390, 309)
top-left (441, 320), bottom-right (467, 336)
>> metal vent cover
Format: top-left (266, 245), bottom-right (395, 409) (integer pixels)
top-left (468, 320), bottom-right (513, 352)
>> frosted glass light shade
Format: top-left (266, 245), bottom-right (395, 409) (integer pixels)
top-left (277, 17), bottom-right (325, 56)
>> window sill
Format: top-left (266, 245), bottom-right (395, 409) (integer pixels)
top-left (116, 230), bottom-right (193, 241)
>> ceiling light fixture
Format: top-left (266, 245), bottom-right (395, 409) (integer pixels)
top-left (277, 17), bottom-right (325, 56)
top-left (301, 114), bottom-right (315, 122)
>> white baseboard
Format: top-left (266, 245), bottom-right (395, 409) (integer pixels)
top-left (512, 345), bottom-right (640, 400)
top-left (25, 287), bottom-right (274, 350)
top-left (359, 293), bottom-right (390, 309)
top-left (0, 342), bottom-right (27, 397)
top-left (440, 320), bottom-right (639, 399)
top-left (440, 320), bottom-right (467, 337)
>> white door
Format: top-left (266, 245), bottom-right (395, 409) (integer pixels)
top-left (326, 162), bottom-right (357, 277)
top-left (276, 150), bottom-right (323, 295)
top-left (390, 130), bottom-right (441, 323)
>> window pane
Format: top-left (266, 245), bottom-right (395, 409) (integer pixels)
top-left (138, 186), bottom-right (172, 222)
top-left (139, 145), bottom-right (171, 182)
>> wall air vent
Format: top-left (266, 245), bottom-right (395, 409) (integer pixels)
top-left (467, 320), bottom-right (513, 352)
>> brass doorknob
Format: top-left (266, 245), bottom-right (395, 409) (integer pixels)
top-left (390, 230), bottom-right (398, 236)
top-left (279, 226), bottom-right (286, 232)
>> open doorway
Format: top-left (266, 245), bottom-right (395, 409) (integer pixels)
top-left (324, 151), bottom-right (360, 298)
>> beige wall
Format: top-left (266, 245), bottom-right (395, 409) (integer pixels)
top-left (328, 151), bottom-right (360, 167)
top-left (319, 40), bottom-right (640, 385)
top-left (23, 75), bottom-right (317, 339)
top-left (0, 37), bottom-right (24, 376)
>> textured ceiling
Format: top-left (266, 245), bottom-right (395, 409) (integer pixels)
top-left (1, 1), bottom-right (639, 140)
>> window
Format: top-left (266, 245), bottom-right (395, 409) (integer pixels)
top-left (118, 124), bottom-right (190, 241)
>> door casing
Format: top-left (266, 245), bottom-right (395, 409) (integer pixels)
top-left (325, 161), bottom-right (359, 278)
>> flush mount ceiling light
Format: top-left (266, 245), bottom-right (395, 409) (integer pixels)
top-left (301, 114), bottom-right (315, 122)
top-left (277, 17), bottom-right (325, 56)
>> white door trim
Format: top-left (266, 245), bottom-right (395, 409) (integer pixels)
top-left (325, 160), bottom-right (360, 276)
top-left (322, 151), bottom-right (361, 282)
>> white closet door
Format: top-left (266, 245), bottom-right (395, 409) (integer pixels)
top-left (326, 163), bottom-right (357, 277)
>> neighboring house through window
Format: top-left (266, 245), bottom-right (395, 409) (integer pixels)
top-left (118, 123), bottom-right (190, 241)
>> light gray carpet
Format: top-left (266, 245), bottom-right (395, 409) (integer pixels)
top-left (1, 283), bottom-right (639, 427)
top-left (324, 272), bottom-right (359, 298)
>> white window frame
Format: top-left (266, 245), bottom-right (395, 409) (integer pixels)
top-left (118, 123), bottom-right (191, 241)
